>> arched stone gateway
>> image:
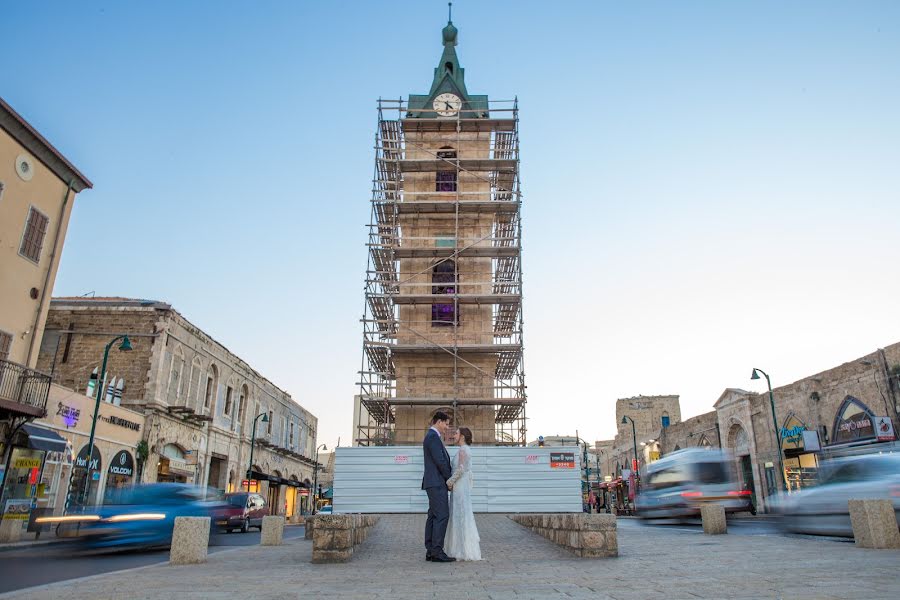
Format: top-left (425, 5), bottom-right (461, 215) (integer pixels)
top-left (728, 423), bottom-right (750, 456)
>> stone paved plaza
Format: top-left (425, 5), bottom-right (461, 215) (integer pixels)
top-left (3, 515), bottom-right (898, 600)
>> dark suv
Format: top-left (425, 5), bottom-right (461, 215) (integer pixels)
top-left (217, 492), bottom-right (269, 533)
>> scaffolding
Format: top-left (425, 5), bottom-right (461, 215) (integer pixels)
top-left (356, 98), bottom-right (526, 446)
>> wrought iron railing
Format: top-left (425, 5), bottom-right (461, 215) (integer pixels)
top-left (0, 358), bottom-right (51, 415)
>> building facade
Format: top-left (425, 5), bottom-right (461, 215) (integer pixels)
top-left (356, 16), bottom-right (526, 446)
top-left (0, 96), bottom-right (92, 506)
top-left (606, 343), bottom-right (900, 513)
top-left (36, 297), bottom-right (319, 517)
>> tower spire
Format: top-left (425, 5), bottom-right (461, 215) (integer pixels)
top-left (448, 2), bottom-right (452, 22)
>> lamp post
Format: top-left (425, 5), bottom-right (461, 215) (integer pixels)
top-left (246, 413), bottom-right (269, 492)
top-left (312, 443), bottom-right (327, 514)
top-left (81, 335), bottom-right (132, 505)
top-left (621, 416), bottom-right (638, 472)
top-left (751, 368), bottom-right (787, 492)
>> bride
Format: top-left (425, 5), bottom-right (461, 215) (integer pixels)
top-left (444, 426), bottom-right (481, 561)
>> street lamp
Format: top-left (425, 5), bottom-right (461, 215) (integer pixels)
top-left (246, 412), bottom-right (269, 492)
top-left (82, 335), bottom-right (132, 505)
top-left (312, 443), bottom-right (327, 514)
top-left (621, 415), bottom-right (638, 473)
top-left (751, 368), bottom-right (787, 492)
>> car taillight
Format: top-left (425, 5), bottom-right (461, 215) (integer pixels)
top-left (681, 491), bottom-right (702, 498)
top-left (890, 485), bottom-right (900, 498)
top-left (727, 490), bottom-right (752, 496)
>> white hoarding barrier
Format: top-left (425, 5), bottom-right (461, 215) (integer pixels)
top-left (333, 446), bottom-right (582, 514)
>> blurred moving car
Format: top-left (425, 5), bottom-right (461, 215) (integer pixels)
top-left (317, 505), bottom-right (333, 515)
top-left (636, 448), bottom-right (753, 519)
top-left (75, 484), bottom-right (221, 550)
top-left (216, 492), bottom-right (269, 532)
top-left (774, 454), bottom-right (900, 537)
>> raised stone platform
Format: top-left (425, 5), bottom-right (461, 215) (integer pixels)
top-left (510, 513), bottom-right (617, 557)
top-left (311, 514), bottom-right (379, 563)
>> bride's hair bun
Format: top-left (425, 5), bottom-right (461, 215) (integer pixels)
top-left (458, 427), bottom-right (473, 445)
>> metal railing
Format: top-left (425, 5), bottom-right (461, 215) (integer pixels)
top-left (0, 358), bottom-right (51, 415)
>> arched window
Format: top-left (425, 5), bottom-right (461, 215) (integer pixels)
top-left (224, 383), bottom-right (234, 417)
top-left (238, 384), bottom-right (249, 430)
top-left (205, 364), bottom-right (219, 412)
top-left (435, 147), bottom-right (457, 192)
top-left (432, 260), bottom-right (458, 326)
top-left (832, 396), bottom-right (876, 444)
top-left (187, 357), bottom-right (203, 410)
top-left (169, 346), bottom-right (185, 400)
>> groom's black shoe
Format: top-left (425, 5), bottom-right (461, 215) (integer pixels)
top-left (432, 553), bottom-right (456, 563)
top-left (425, 553), bottom-right (433, 561)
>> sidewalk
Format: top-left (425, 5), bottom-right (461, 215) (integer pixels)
top-left (2, 515), bottom-right (898, 600)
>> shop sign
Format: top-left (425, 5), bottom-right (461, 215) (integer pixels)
top-left (13, 457), bottom-right (41, 470)
top-left (393, 455), bottom-right (410, 465)
top-left (241, 480), bottom-right (260, 493)
top-left (56, 403), bottom-right (81, 428)
top-left (167, 458), bottom-right (195, 476)
top-left (550, 452), bottom-right (575, 469)
top-left (108, 451), bottom-right (134, 477)
top-left (2, 499), bottom-right (32, 521)
top-left (781, 415), bottom-right (808, 451)
top-left (875, 416), bottom-right (895, 442)
top-left (74, 445), bottom-right (102, 471)
top-left (99, 414), bottom-right (140, 432)
top-left (832, 397), bottom-right (876, 444)
top-left (525, 454), bottom-right (540, 464)
top-left (801, 430), bottom-right (821, 452)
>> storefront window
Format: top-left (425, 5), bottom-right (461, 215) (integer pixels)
top-left (1, 448), bottom-right (44, 507)
top-left (831, 396), bottom-right (876, 444)
top-left (103, 450), bottom-right (135, 503)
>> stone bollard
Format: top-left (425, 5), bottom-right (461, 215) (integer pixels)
top-left (700, 504), bottom-right (727, 535)
top-left (261, 515), bottom-right (285, 546)
top-left (305, 516), bottom-right (315, 540)
top-left (169, 517), bottom-right (210, 565)
top-left (0, 518), bottom-right (23, 543)
top-left (848, 499), bottom-right (900, 549)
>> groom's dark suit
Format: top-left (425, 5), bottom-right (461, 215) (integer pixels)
top-left (422, 427), bottom-right (452, 558)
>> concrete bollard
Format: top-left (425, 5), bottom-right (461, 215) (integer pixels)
top-left (0, 518), bottom-right (23, 543)
top-left (261, 515), bottom-right (285, 546)
top-left (169, 516), bottom-right (210, 565)
top-left (700, 504), bottom-right (727, 535)
top-left (305, 516), bottom-right (315, 540)
top-left (849, 499), bottom-right (900, 549)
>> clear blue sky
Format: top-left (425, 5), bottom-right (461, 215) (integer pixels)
top-left (5, 1), bottom-right (899, 448)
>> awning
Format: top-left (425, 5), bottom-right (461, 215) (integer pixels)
top-left (21, 424), bottom-right (68, 453)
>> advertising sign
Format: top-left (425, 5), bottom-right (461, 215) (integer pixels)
top-left (13, 458), bottom-right (41, 470)
top-left (108, 451), bottom-right (134, 477)
top-left (393, 455), bottom-right (410, 465)
top-left (550, 452), bottom-right (575, 469)
top-left (875, 416), bottom-right (895, 442)
top-left (3, 499), bottom-right (32, 521)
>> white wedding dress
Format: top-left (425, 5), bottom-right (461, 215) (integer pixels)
top-left (444, 445), bottom-right (481, 561)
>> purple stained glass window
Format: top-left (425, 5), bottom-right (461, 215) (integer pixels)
top-left (432, 260), bottom-right (458, 326)
top-left (436, 171), bottom-right (457, 192)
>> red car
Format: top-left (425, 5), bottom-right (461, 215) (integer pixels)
top-left (216, 492), bottom-right (269, 533)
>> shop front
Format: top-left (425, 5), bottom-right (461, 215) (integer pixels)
top-left (103, 450), bottom-right (135, 503)
top-left (780, 414), bottom-right (822, 492)
top-left (823, 396), bottom-right (897, 458)
top-left (0, 423), bottom-right (68, 522)
top-left (29, 384), bottom-right (145, 512)
top-left (157, 444), bottom-right (194, 483)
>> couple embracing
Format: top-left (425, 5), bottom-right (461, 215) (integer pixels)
top-left (421, 411), bottom-right (482, 562)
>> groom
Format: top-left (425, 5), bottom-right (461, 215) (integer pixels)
top-left (422, 411), bottom-right (456, 563)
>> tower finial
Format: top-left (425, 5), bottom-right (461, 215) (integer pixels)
top-left (448, 2), bottom-right (452, 22)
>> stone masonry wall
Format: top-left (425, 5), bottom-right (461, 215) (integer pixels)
top-left (510, 513), bottom-right (618, 558)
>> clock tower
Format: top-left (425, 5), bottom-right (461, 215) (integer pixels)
top-left (357, 12), bottom-right (525, 447)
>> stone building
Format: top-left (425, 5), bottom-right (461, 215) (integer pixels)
top-left (598, 395), bottom-right (681, 476)
top-left (0, 96), bottom-right (92, 482)
top-left (606, 342), bottom-right (900, 514)
top-left (36, 297), bottom-right (319, 517)
top-left (356, 15), bottom-right (526, 446)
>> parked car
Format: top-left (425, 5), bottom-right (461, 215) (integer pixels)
top-left (75, 483), bottom-right (221, 551)
top-left (773, 454), bottom-right (900, 537)
top-left (216, 492), bottom-right (269, 533)
top-left (636, 448), bottom-right (752, 519)
top-left (317, 505), bottom-right (333, 515)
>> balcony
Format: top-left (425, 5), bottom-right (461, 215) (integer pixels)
top-left (0, 359), bottom-right (51, 418)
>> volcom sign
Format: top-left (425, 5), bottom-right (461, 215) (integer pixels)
top-left (108, 450), bottom-right (134, 477)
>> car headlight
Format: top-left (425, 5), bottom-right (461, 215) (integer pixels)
top-left (104, 513), bottom-right (167, 523)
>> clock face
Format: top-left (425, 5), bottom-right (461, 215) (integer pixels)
top-left (433, 93), bottom-right (462, 117)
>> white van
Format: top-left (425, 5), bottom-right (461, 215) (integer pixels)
top-left (636, 448), bottom-right (752, 518)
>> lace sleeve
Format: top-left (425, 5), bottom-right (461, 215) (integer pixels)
top-left (448, 448), bottom-right (469, 486)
